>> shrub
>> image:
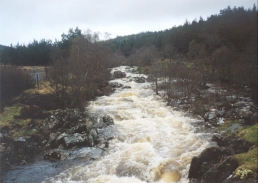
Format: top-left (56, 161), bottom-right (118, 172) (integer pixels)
top-left (0, 67), bottom-right (34, 111)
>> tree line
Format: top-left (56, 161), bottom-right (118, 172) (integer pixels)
top-left (0, 39), bottom-right (52, 66)
top-left (0, 28), bottom-right (113, 110)
top-left (1, 5), bottom-right (256, 68)
top-left (109, 5), bottom-right (257, 104)
top-left (0, 5), bottom-right (257, 109)
top-left (109, 5), bottom-right (257, 56)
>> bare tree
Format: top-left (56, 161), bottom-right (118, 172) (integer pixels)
top-left (149, 62), bottom-right (164, 95)
top-left (48, 34), bottom-right (110, 108)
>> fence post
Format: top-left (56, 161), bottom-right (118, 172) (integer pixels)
top-left (37, 73), bottom-right (39, 90)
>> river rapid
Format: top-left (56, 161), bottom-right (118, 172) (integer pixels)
top-left (5, 66), bottom-right (211, 183)
top-left (42, 66), bottom-right (210, 183)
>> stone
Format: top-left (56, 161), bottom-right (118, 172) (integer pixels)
top-left (189, 133), bottom-right (254, 182)
top-left (13, 136), bottom-right (30, 152)
top-left (45, 133), bottom-right (58, 148)
top-left (110, 82), bottom-right (123, 88)
top-left (43, 117), bottom-right (60, 131)
top-left (102, 115), bottom-right (114, 126)
top-left (167, 100), bottom-right (179, 108)
top-left (212, 134), bottom-right (230, 147)
top-left (121, 86), bottom-right (131, 89)
top-left (89, 129), bottom-right (98, 140)
top-left (98, 143), bottom-right (106, 149)
top-left (63, 133), bottom-right (88, 149)
top-left (208, 113), bottom-right (216, 120)
top-left (212, 134), bottom-right (253, 154)
top-left (0, 128), bottom-right (9, 139)
top-left (133, 77), bottom-right (146, 83)
top-left (1, 108), bottom-right (117, 173)
top-left (95, 136), bottom-right (105, 143)
top-left (20, 159), bottom-right (27, 165)
top-left (113, 71), bottom-right (126, 78)
top-left (88, 134), bottom-right (94, 147)
top-left (243, 114), bottom-right (257, 125)
top-left (44, 150), bottom-right (63, 161)
top-left (69, 124), bottom-right (87, 134)
top-left (88, 148), bottom-right (103, 159)
top-left (97, 127), bottom-right (115, 141)
top-left (201, 156), bottom-right (238, 183)
top-left (216, 110), bottom-right (225, 117)
top-left (53, 132), bottom-right (68, 147)
top-left (188, 146), bottom-right (233, 179)
top-left (93, 121), bottom-right (107, 128)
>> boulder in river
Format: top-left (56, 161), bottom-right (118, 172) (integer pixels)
top-left (102, 115), bottom-right (114, 126)
top-left (133, 77), bottom-right (146, 83)
top-left (113, 71), bottom-right (126, 78)
top-left (121, 85), bottom-right (131, 89)
top-left (110, 82), bottom-right (123, 88)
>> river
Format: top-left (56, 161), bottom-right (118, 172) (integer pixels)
top-left (5, 66), bottom-right (211, 183)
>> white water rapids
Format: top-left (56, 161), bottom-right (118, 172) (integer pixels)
top-left (43, 66), bottom-right (210, 183)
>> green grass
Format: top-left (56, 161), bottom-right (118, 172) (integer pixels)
top-left (0, 105), bottom-right (23, 128)
top-left (237, 123), bottom-right (258, 145)
top-left (234, 147), bottom-right (258, 179)
top-left (0, 104), bottom-right (44, 139)
top-left (233, 123), bottom-right (258, 179)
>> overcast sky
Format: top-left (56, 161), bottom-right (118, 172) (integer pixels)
top-left (0, 0), bottom-right (256, 46)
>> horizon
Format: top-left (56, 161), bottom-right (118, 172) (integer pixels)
top-left (0, 0), bottom-right (256, 46)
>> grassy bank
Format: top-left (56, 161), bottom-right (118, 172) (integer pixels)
top-left (0, 79), bottom-right (54, 140)
top-left (215, 120), bottom-right (258, 179)
top-left (0, 104), bottom-right (45, 140)
top-left (234, 123), bottom-right (258, 179)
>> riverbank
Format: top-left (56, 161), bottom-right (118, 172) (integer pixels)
top-left (0, 66), bottom-right (257, 182)
top-left (0, 70), bottom-right (115, 182)
top-left (161, 77), bottom-right (257, 182)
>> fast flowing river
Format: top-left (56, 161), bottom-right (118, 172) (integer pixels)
top-left (43, 66), bottom-right (210, 183)
top-left (4, 66), bottom-right (211, 183)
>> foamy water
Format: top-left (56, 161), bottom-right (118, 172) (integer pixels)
top-left (42, 66), bottom-right (210, 183)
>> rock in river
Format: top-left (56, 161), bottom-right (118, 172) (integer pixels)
top-left (113, 71), bottom-right (126, 78)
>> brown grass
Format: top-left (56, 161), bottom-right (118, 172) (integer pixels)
top-left (18, 66), bottom-right (46, 72)
top-left (24, 81), bottom-right (54, 95)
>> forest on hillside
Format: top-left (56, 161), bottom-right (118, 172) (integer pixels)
top-left (0, 5), bottom-right (257, 109)
top-left (109, 5), bottom-right (257, 105)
